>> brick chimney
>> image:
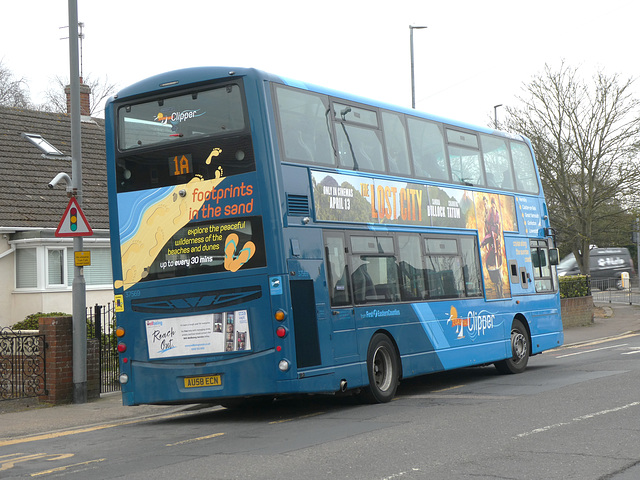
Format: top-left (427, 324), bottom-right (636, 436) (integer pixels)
top-left (65, 77), bottom-right (92, 116)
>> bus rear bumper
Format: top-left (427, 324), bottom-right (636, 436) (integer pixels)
top-left (122, 349), bottom-right (278, 406)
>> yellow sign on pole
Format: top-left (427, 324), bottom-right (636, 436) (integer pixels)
top-left (74, 251), bottom-right (91, 267)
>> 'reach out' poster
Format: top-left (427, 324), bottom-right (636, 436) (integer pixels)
top-left (146, 310), bottom-right (251, 359)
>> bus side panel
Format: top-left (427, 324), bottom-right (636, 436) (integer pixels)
top-left (352, 303), bottom-right (444, 380)
top-left (351, 299), bottom-right (516, 381)
top-left (531, 330), bottom-right (564, 354)
top-left (522, 293), bottom-right (563, 354)
top-left (405, 300), bottom-right (518, 373)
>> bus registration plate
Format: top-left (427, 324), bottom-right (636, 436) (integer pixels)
top-left (184, 375), bottom-right (222, 388)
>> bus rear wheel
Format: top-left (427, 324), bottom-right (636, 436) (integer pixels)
top-left (360, 333), bottom-right (399, 403)
top-left (494, 319), bottom-right (529, 374)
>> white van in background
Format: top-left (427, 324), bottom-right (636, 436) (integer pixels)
top-left (557, 247), bottom-right (635, 289)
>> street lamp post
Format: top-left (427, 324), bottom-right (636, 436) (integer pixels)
top-left (494, 104), bottom-right (503, 129)
top-left (68, 0), bottom-right (87, 404)
top-left (410, 25), bottom-right (427, 109)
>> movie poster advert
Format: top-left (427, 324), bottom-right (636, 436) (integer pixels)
top-left (311, 170), bottom-right (518, 299)
top-left (474, 192), bottom-right (511, 299)
top-left (426, 186), bottom-right (475, 229)
top-left (146, 310), bottom-right (251, 359)
top-left (500, 195), bottom-right (518, 232)
top-left (312, 171), bottom-right (474, 227)
top-left (311, 170), bottom-right (518, 236)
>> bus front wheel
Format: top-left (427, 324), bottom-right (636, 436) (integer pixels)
top-left (494, 319), bottom-right (529, 374)
top-left (360, 333), bottom-right (400, 403)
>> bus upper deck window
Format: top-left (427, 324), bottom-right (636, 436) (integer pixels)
top-left (118, 85), bottom-right (246, 151)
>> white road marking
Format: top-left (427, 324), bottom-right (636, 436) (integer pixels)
top-left (555, 343), bottom-right (627, 358)
top-left (515, 402), bottom-right (640, 439)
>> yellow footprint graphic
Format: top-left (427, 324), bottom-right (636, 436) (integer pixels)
top-left (206, 147), bottom-right (223, 165)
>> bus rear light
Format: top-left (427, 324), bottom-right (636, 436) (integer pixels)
top-left (276, 326), bottom-right (287, 338)
top-left (122, 357), bottom-right (129, 363)
top-left (119, 373), bottom-right (129, 384)
top-left (276, 346), bottom-right (282, 352)
top-left (278, 359), bottom-right (290, 372)
top-left (274, 309), bottom-right (286, 321)
top-left (116, 327), bottom-right (125, 337)
top-left (117, 342), bottom-right (127, 353)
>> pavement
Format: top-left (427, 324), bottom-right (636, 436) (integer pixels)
top-left (1, 302), bottom-right (639, 442)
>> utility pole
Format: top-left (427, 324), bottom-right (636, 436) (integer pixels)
top-left (636, 217), bottom-right (640, 287)
top-left (410, 25), bottom-right (427, 109)
top-left (494, 104), bottom-right (503, 129)
top-left (68, 0), bottom-right (87, 404)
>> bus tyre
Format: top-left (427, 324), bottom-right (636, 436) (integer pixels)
top-left (360, 333), bottom-right (399, 403)
top-left (495, 319), bottom-right (529, 374)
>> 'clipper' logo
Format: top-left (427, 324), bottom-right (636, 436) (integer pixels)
top-left (448, 306), bottom-right (498, 340)
top-left (154, 109), bottom-right (205, 130)
top-left (447, 306), bottom-right (469, 339)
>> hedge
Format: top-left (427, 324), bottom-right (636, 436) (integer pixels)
top-left (12, 312), bottom-right (69, 330)
top-left (559, 275), bottom-right (590, 299)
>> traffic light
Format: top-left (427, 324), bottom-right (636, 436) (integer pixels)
top-left (70, 207), bottom-right (78, 232)
top-left (54, 197), bottom-right (93, 237)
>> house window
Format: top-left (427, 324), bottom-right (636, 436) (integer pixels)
top-left (47, 248), bottom-right (66, 287)
top-left (16, 248), bottom-right (37, 288)
top-left (14, 244), bottom-right (112, 290)
top-left (21, 133), bottom-right (65, 156)
top-left (67, 248), bottom-right (113, 286)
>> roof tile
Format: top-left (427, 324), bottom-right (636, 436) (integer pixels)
top-left (0, 106), bottom-right (109, 230)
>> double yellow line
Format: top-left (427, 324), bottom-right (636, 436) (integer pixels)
top-left (0, 408), bottom-right (204, 448)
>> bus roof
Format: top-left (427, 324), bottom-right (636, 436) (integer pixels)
top-left (111, 66), bottom-right (527, 145)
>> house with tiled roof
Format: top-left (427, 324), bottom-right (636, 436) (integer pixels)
top-left (0, 87), bottom-right (113, 327)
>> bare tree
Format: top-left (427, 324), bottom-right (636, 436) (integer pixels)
top-left (505, 62), bottom-right (640, 274)
top-left (0, 60), bottom-right (31, 108)
top-left (40, 74), bottom-right (117, 117)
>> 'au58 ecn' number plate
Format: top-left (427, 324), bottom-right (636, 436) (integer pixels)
top-left (184, 375), bottom-right (221, 388)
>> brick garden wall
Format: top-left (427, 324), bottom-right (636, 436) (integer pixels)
top-left (38, 316), bottom-right (100, 405)
top-left (561, 296), bottom-right (595, 328)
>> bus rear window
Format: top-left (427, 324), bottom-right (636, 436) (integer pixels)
top-left (118, 84), bottom-right (246, 150)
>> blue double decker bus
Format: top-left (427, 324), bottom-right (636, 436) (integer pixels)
top-left (105, 67), bottom-right (563, 406)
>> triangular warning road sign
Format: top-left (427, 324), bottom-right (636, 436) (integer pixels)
top-left (55, 197), bottom-right (93, 237)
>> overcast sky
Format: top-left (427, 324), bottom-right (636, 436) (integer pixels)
top-left (3, 0), bottom-right (639, 126)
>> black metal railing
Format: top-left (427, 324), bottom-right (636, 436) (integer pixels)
top-left (0, 327), bottom-right (46, 400)
top-left (87, 303), bottom-right (120, 393)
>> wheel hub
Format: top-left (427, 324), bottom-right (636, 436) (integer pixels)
top-left (373, 346), bottom-right (392, 390)
top-left (512, 331), bottom-right (527, 360)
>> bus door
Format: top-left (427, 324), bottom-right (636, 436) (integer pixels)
top-left (504, 235), bottom-right (534, 295)
top-left (286, 257), bottom-right (331, 370)
top-left (504, 237), bottom-right (558, 295)
top-left (324, 232), bottom-right (359, 362)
